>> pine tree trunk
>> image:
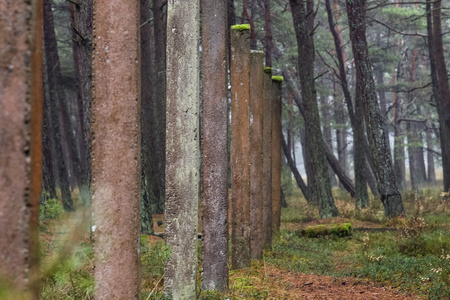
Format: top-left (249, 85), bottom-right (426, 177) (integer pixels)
top-left (140, 0), bottom-right (155, 235)
top-left (151, 0), bottom-right (167, 214)
top-left (346, 0), bottom-right (404, 217)
top-left (289, 0), bottom-right (338, 219)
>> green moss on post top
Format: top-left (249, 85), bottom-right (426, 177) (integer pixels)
top-left (231, 24), bottom-right (251, 32)
top-left (272, 76), bottom-right (284, 82)
top-left (264, 67), bottom-right (272, 74)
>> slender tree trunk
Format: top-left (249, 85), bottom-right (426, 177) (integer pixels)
top-left (430, 0), bottom-right (450, 191)
top-left (242, 0), bottom-right (257, 48)
top-left (70, 2), bottom-right (90, 207)
top-left (151, 0), bottom-right (167, 214)
top-left (140, 0), bottom-right (154, 235)
top-left (201, 0), bottom-right (229, 291)
top-left (263, 0), bottom-right (273, 67)
top-left (346, 0), bottom-right (404, 217)
top-left (91, 0), bottom-right (141, 298)
top-left (289, 0), bottom-right (338, 219)
top-left (230, 25), bottom-right (251, 269)
top-left (282, 135), bottom-right (309, 200)
top-left (320, 92), bottom-right (338, 186)
top-left (325, 0), bottom-right (368, 202)
top-left (165, 1), bottom-right (200, 298)
top-left (0, 0), bottom-right (42, 295)
top-left (43, 0), bottom-right (74, 211)
top-left (272, 77), bottom-right (283, 232)
top-left (73, 0), bottom-right (93, 204)
top-left (262, 68), bottom-right (273, 248)
top-left (426, 128), bottom-right (436, 184)
top-left (250, 51), bottom-right (264, 259)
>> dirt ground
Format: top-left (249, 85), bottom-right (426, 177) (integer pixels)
top-left (229, 262), bottom-right (416, 300)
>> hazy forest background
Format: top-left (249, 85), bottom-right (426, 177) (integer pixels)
top-left (1, 0), bottom-right (450, 299)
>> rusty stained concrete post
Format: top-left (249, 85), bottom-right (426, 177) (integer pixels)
top-left (0, 0), bottom-right (42, 294)
top-left (164, 0), bottom-right (200, 298)
top-left (262, 67), bottom-right (273, 249)
top-left (91, 0), bottom-right (141, 299)
top-left (230, 24), bottom-right (251, 270)
top-left (249, 50), bottom-right (264, 259)
top-left (200, 0), bottom-right (229, 292)
top-left (271, 76), bottom-right (283, 234)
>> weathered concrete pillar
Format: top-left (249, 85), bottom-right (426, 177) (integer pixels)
top-left (249, 50), bottom-right (264, 259)
top-left (0, 0), bottom-right (42, 294)
top-left (271, 76), bottom-right (283, 234)
top-left (164, 0), bottom-right (200, 298)
top-left (200, 0), bottom-right (229, 292)
top-left (230, 24), bottom-right (251, 269)
top-left (91, 0), bottom-right (141, 298)
top-left (262, 67), bottom-right (273, 249)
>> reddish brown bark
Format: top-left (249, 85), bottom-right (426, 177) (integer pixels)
top-left (91, 0), bottom-right (142, 298)
top-left (230, 25), bottom-right (251, 269)
top-left (201, 0), bottom-right (229, 291)
top-left (263, 0), bottom-right (273, 67)
top-left (271, 78), bottom-right (283, 233)
top-left (249, 51), bottom-right (264, 259)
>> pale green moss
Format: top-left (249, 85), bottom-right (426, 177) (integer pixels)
top-left (264, 67), bottom-right (272, 74)
top-left (231, 24), bottom-right (251, 31)
top-left (272, 76), bottom-right (284, 82)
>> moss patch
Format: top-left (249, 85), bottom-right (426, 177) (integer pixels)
top-left (272, 76), bottom-right (284, 82)
top-left (298, 223), bottom-right (352, 238)
top-left (264, 67), bottom-right (272, 74)
top-left (231, 24), bottom-right (251, 31)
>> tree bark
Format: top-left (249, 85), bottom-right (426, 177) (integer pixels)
top-left (430, 0), bottom-right (450, 192)
top-left (230, 25), bottom-right (251, 269)
top-left (140, 0), bottom-right (155, 235)
top-left (151, 0), bottom-right (167, 214)
top-left (43, 0), bottom-right (74, 211)
top-left (263, 0), bottom-right (273, 67)
top-left (426, 128), bottom-right (436, 184)
top-left (73, 0), bottom-right (93, 206)
top-left (91, 0), bottom-right (142, 298)
top-left (164, 1), bottom-right (200, 298)
top-left (201, 0), bottom-right (229, 291)
top-left (272, 77), bottom-right (283, 232)
top-left (282, 135), bottom-right (309, 200)
top-left (0, 0), bottom-right (42, 294)
top-left (320, 92), bottom-right (338, 186)
top-left (289, 0), bottom-right (338, 219)
top-left (346, 0), bottom-right (405, 217)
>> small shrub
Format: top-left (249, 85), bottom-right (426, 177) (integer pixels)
top-left (39, 198), bottom-right (65, 220)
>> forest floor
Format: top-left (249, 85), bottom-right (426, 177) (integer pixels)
top-left (35, 186), bottom-right (450, 299)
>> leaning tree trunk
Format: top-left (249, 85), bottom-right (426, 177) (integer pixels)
top-left (164, 0), bottom-right (200, 298)
top-left (346, 0), bottom-right (404, 217)
top-left (0, 0), bottom-right (42, 295)
top-left (91, 0), bottom-right (142, 298)
top-left (289, 0), bottom-right (338, 219)
top-left (200, 0), bottom-right (229, 291)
